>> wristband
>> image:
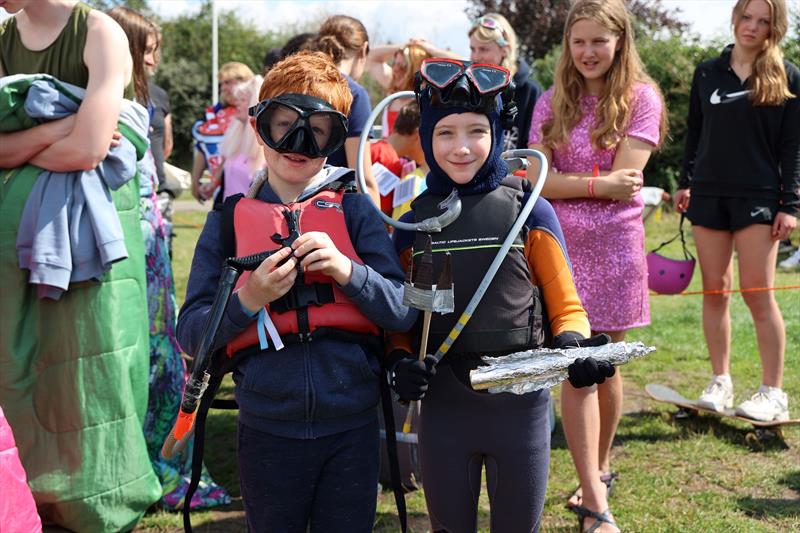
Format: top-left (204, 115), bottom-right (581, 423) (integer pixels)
top-left (587, 178), bottom-right (596, 199)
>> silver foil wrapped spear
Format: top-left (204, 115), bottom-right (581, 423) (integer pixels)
top-left (469, 341), bottom-right (655, 395)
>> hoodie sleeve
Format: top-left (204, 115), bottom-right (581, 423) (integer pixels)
top-left (340, 193), bottom-right (418, 332)
top-left (176, 209), bottom-right (255, 356)
top-left (779, 62), bottom-right (800, 216)
top-left (680, 66), bottom-right (704, 190)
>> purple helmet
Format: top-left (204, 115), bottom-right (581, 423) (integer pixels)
top-left (647, 214), bottom-right (696, 295)
top-left (647, 252), bottom-right (695, 295)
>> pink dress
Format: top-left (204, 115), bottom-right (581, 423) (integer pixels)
top-left (528, 83), bottom-right (663, 331)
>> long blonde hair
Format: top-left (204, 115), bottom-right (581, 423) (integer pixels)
top-left (221, 76), bottom-right (265, 171)
top-left (542, 0), bottom-right (667, 150)
top-left (389, 44), bottom-right (431, 93)
top-left (732, 0), bottom-right (795, 105)
top-left (469, 13), bottom-right (518, 75)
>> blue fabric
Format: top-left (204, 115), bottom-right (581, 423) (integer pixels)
top-left (15, 79), bottom-right (150, 299)
top-left (176, 166), bottom-right (418, 440)
top-left (238, 419), bottom-right (379, 533)
top-left (326, 75), bottom-right (371, 167)
top-left (418, 93), bottom-right (508, 197)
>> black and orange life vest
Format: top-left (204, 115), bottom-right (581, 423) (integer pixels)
top-left (226, 181), bottom-right (381, 356)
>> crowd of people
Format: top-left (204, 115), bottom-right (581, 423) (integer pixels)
top-left (0, 0), bottom-right (797, 532)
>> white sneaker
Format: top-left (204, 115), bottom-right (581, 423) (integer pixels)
top-left (697, 376), bottom-right (734, 412)
top-left (736, 387), bottom-right (789, 422)
top-left (778, 248), bottom-right (800, 271)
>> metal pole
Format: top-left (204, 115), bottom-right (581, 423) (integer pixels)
top-left (211, 0), bottom-right (219, 105)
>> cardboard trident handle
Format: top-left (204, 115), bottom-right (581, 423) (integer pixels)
top-left (401, 235), bottom-right (453, 433)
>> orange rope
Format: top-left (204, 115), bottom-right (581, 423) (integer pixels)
top-left (653, 285), bottom-right (800, 296)
top-left (172, 213), bottom-right (205, 230)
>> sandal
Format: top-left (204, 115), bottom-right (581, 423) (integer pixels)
top-left (571, 505), bottom-right (619, 533)
top-left (567, 472), bottom-right (619, 509)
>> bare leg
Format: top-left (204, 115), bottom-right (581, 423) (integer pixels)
top-left (734, 225), bottom-right (784, 387)
top-left (596, 330), bottom-right (625, 473)
top-left (562, 382), bottom-right (619, 532)
top-left (692, 226), bottom-right (735, 376)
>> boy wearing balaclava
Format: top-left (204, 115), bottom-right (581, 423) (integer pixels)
top-left (387, 59), bottom-right (613, 532)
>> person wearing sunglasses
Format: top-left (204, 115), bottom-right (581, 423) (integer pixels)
top-left (387, 58), bottom-right (612, 533)
top-left (366, 42), bottom-right (432, 137)
top-left (470, 13), bottom-right (542, 152)
top-left (177, 51), bottom-right (416, 532)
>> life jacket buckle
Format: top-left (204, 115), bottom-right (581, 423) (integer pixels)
top-left (271, 283), bottom-right (336, 313)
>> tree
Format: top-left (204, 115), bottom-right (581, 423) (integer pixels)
top-left (154, 2), bottom-right (290, 167)
top-left (86, 0), bottom-right (153, 16)
top-left (465, 0), bottom-right (690, 62)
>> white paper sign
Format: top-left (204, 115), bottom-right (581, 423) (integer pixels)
top-left (372, 162), bottom-right (401, 196)
top-left (392, 176), bottom-right (421, 208)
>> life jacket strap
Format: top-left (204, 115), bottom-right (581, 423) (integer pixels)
top-left (270, 283), bottom-right (336, 313)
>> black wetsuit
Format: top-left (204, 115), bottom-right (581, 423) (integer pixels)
top-left (393, 179), bottom-right (589, 532)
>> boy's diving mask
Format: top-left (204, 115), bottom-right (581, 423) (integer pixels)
top-left (249, 93), bottom-right (348, 159)
top-left (415, 58), bottom-right (517, 127)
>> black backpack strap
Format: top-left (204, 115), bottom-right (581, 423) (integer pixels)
top-left (182, 368), bottom-right (224, 533)
top-left (379, 366), bottom-right (408, 533)
top-left (219, 193), bottom-right (244, 263)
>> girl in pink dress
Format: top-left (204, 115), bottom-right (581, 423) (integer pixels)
top-left (527, 1), bottom-right (667, 531)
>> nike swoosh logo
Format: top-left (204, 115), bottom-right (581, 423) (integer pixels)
top-left (750, 207), bottom-right (770, 218)
top-left (710, 89), bottom-right (750, 105)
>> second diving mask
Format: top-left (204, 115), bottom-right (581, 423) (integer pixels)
top-left (415, 58), bottom-right (515, 117)
top-left (249, 93), bottom-right (348, 159)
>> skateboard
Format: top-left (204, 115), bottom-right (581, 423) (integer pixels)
top-left (645, 383), bottom-right (800, 443)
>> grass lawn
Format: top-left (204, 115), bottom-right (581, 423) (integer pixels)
top-left (138, 205), bottom-right (799, 532)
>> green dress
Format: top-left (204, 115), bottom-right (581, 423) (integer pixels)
top-left (0, 4), bottom-right (161, 531)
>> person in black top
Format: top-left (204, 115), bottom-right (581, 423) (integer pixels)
top-left (674, 0), bottom-right (798, 423)
top-left (148, 81), bottom-right (172, 191)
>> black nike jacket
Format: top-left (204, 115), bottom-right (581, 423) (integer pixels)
top-left (680, 44), bottom-right (800, 216)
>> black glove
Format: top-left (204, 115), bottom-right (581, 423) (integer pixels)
top-left (554, 332), bottom-right (615, 388)
top-left (553, 331), bottom-right (611, 349)
top-left (567, 357), bottom-right (616, 388)
top-left (389, 352), bottom-right (437, 402)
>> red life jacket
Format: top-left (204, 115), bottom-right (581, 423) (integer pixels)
top-left (226, 185), bottom-right (381, 356)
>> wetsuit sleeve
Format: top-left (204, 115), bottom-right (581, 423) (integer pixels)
top-left (524, 200), bottom-right (590, 338)
top-left (176, 209), bottom-right (255, 356)
top-left (341, 194), bottom-right (418, 332)
top-left (679, 66), bottom-right (703, 190)
top-left (778, 64), bottom-right (800, 215)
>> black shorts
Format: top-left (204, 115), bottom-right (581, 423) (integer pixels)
top-left (686, 195), bottom-right (778, 231)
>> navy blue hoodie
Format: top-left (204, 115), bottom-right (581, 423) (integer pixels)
top-left (177, 167), bottom-right (418, 439)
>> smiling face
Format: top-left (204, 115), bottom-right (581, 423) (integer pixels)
top-left (431, 112), bottom-right (492, 185)
top-left (568, 18), bottom-right (621, 94)
top-left (734, 0), bottom-right (772, 51)
top-left (469, 34), bottom-right (507, 67)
